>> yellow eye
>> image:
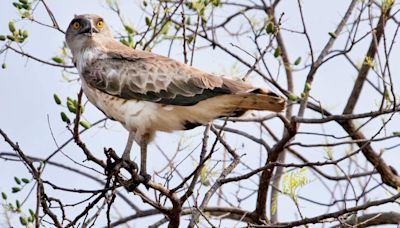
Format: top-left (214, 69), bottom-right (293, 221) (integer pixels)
top-left (96, 20), bottom-right (104, 29)
top-left (72, 22), bottom-right (80, 30)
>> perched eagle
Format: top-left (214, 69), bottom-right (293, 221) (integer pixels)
top-left (65, 14), bottom-right (285, 180)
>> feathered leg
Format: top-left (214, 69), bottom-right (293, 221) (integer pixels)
top-left (140, 133), bottom-right (151, 183)
top-left (110, 131), bottom-right (137, 180)
top-left (121, 131), bottom-right (135, 162)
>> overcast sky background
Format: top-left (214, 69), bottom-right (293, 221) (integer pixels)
top-left (1, 0), bottom-right (400, 227)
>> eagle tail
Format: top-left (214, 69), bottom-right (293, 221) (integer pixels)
top-left (175, 89), bottom-right (286, 130)
top-left (218, 92), bottom-right (285, 116)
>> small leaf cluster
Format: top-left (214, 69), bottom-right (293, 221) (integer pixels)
top-left (286, 82), bottom-right (311, 102)
top-left (186, 0), bottom-right (221, 12)
top-left (393, 131), bottom-right (400, 137)
top-left (1, 21), bottom-right (28, 43)
top-left (13, 0), bottom-right (32, 19)
top-left (10, 176), bottom-right (30, 195)
top-left (120, 24), bottom-right (136, 48)
top-left (185, 0), bottom-right (220, 25)
top-left (199, 163), bottom-right (217, 186)
top-left (2, 1), bottom-right (32, 45)
top-left (282, 168), bottom-right (309, 201)
top-left (1, 177), bottom-right (35, 226)
top-left (265, 15), bottom-right (278, 36)
top-left (364, 56), bottom-right (375, 68)
top-left (265, 19), bottom-right (304, 68)
top-left (53, 94), bottom-right (91, 129)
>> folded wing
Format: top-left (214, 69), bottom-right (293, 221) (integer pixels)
top-left (81, 48), bottom-right (258, 106)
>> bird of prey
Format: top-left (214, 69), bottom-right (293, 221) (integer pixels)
top-left (65, 14), bottom-right (285, 180)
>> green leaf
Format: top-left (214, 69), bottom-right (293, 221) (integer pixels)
top-left (143, 0), bottom-right (148, 7)
top-left (160, 21), bottom-right (171, 35)
top-left (19, 216), bottom-right (27, 226)
top-left (187, 35), bottom-right (194, 44)
top-left (120, 38), bottom-right (129, 47)
top-left (288, 93), bottom-right (298, 102)
top-left (186, 2), bottom-right (193, 9)
top-left (13, 2), bottom-right (22, 9)
top-left (79, 121), bottom-right (91, 129)
top-left (124, 25), bottom-right (134, 34)
top-left (328, 32), bottom-right (336, 39)
top-left (174, 24), bottom-right (181, 30)
top-left (19, 0), bottom-right (29, 4)
top-left (16, 199), bottom-right (21, 208)
top-left (0, 35), bottom-right (5, 41)
top-left (11, 187), bottom-right (21, 193)
top-left (7, 35), bottom-right (15, 41)
top-left (1, 192), bottom-right (7, 200)
top-left (1, 63), bottom-right (6, 69)
top-left (21, 178), bottom-right (30, 184)
top-left (29, 208), bottom-right (35, 217)
top-left (305, 82), bottom-right (311, 92)
top-left (21, 30), bottom-right (28, 38)
top-left (9, 21), bottom-right (16, 33)
top-left (60, 112), bottom-right (70, 124)
top-left (51, 56), bottom-right (64, 64)
top-left (266, 22), bottom-right (275, 34)
top-left (53, 94), bottom-right (61, 105)
top-left (273, 47), bottom-right (281, 58)
top-left (393, 131), bottom-right (400, 137)
top-left (211, 0), bottom-right (220, 6)
top-left (145, 17), bottom-right (151, 26)
top-left (67, 99), bottom-right (77, 113)
top-left (294, 56), bottom-right (301, 65)
top-left (21, 3), bottom-right (31, 10)
top-left (14, 177), bottom-right (21, 185)
top-left (21, 12), bottom-right (32, 19)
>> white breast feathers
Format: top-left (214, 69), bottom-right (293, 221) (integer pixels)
top-left (74, 48), bottom-right (102, 73)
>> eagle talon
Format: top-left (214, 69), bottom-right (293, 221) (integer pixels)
top-left (109, 159), bottom-right (123, 175)
top-left (105, 158), bottom-right (122, 176)
top-left (108, 157), bottom-right (138, 177)
top-left (120, 157), bottom-right (138, 174)
top-left (140, 172), bottom-right (151, 184)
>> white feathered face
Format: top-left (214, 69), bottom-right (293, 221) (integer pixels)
top-left (65, 14), bottom-right (112, 52)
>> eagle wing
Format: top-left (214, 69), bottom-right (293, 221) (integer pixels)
top-left (81, 45), bottom-right (253, 106)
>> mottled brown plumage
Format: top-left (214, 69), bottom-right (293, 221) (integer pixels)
top-left (65, 14), bottom-right (285, 179)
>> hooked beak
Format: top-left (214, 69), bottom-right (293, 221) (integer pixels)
top-left (79, 22), bottom-right (99, 36)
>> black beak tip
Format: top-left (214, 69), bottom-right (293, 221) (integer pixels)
top-left (79, 25), bottom-right (99, 36)
top-left (91, 27), bottom-right (99, 34)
